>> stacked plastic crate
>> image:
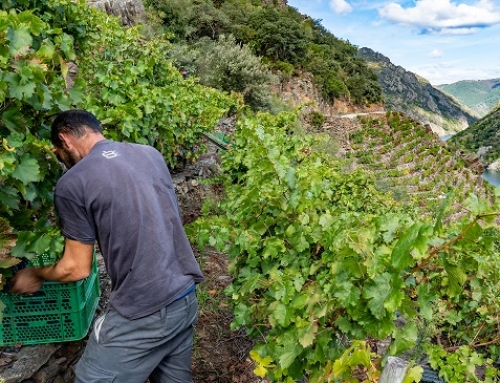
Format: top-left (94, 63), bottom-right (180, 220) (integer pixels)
top-left (0, 252), bottom-right (100, 346)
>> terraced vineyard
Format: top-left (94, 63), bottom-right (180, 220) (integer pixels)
top-left (317, 111), bottom-right (494, 214)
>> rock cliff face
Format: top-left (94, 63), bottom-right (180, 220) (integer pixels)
top-left (88, 0), bottom-right (146, 26)
top-left (276, 71), bottom-right (384, 118)
top-left (358, 47), bottom-right (479, 136)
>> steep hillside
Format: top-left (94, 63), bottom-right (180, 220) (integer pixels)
top-left (144, 0), bottom-right (383, 110)
top-left (437, 78), bottom-right (500, 117)
top-left (357, 47), bottom-right (479, 136)
top-left (307, 112), bottom-right (490, 215)
top-left (276, 72), bottom-right (385, 118)
top-left (449, 105), bottom-right (500, 167)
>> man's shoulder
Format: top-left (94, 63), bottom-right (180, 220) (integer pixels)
top-left (89, 140), bottom-right (158, 159)
top-left (105, 140), bottom-right (158, 153)
top-left (127, 142), bottom-right (163, 160)
top-left (54, 168), bottom-right (83, 198)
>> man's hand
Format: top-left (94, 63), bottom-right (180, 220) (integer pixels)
top-left (10, 268), bottom-right (44, 294)
top-left (9, 239), bottom-right (93, 294)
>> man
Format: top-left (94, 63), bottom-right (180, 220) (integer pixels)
top-left (11, 109), bottom-right (204, 383)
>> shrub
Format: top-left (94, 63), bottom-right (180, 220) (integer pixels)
top-left (322, 73), bottom-right (348, 101)
top-left (270, 61), bottom-right (295, 81)
top-left (308, 110), bottom-right (325, 128)
top-left (195, 36), bottom-right (278, 111)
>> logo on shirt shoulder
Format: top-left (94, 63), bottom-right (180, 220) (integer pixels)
top-left (102, 150), bottom-right (120, 159)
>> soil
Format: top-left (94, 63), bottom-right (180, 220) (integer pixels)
top-left (191, 247), bottom-right (262, 383)
top-left (172, 137), bottom-right (265, 383)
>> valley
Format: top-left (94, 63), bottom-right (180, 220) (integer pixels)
top-left (2, 1), bottom-right (500, 382)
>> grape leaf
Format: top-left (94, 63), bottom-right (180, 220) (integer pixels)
top-left (250, 350), bottom-right (273, 378)
top-left (403, 364), bottom-right (423, 383)
top-left (443, 260), bottom-right (467, 297)
top-left (364, 273), bottom-right (392, 319)
top-left (298, 322), bottom-right (316, 348)
top-left (285, 167), bottom-right (296, 189)
top-left (11, 154), bottom-right (41, 184)
top-left (390, 321), bottom-right (418, 355)
top-left (7, 25), bottom-right (33, 56)
top-left (391, 222), bottom-right (422, 269)
top-left (18, 11), bottom-right (45, 35)
top-left (278, 345), bottom-right (302, 370)
top-left (2, 107), bottom-right (24, 131)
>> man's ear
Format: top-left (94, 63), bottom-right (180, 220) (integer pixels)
top-left (58, 132), bottom-right (71, 149)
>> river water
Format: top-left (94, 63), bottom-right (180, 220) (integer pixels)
top-left (482, 169), bottom-right (500, 187)
top-left (440, 134), bottom-right (454, 142)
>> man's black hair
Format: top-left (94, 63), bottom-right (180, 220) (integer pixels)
top-left (51, 109), bottom-right (103, 147)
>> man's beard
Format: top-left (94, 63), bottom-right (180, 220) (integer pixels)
top-left (56, 148), bottom-right (80, 169)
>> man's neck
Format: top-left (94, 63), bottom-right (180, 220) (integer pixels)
top-left (75, 133), bottom-right (106, 158)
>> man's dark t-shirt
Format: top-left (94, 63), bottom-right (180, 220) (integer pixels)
top-left (54, 140), bottom-right (204, 320)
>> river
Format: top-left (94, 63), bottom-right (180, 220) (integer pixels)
top-left (482, 169), bottom-right (500, 187)
top-left (440, 134), bottom-right (454, 142)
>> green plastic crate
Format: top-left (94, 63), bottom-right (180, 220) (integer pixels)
top-left (0, 253), bottom-right (101, 346)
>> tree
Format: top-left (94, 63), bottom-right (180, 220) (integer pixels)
top-left (145, 0), bottom-right (229, 40)
top-left (195, 36), bottom-right (277, 111)
top-left (249, 8), bottom-right (307, 64)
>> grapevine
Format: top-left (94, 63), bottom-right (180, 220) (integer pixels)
top-left (189, 111), bottom-right (500, 382)
top-left (0, 0), bottom-right (237, 293)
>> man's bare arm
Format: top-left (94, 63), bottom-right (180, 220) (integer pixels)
top-left (10, 239), bottom-right (94, 294)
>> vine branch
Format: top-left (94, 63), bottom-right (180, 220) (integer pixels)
top-left (409, 212), bottom-right (500, 275)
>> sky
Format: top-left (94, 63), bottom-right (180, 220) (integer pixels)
top-left (286, 0), bottom-right (500, 85)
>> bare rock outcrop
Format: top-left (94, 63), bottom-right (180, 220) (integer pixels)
top-left (358, 47), bottom-right (479, 135)
top-left (88, 0), bottom-right (147, 26)
top-left (276, 72), bottom-right (384, 120)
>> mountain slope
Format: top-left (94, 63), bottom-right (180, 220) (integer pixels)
top-left (144, 0), bottom-right (383, 110)
top-left (357, 47), bottom-right (479, 136)
top-left (437, 79), bottom-right (500, 117)
top-left (449, 105), bottom-right (500, 167)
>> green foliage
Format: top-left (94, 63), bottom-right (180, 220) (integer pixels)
top-left (145, 0), bottom-right (382, 106)
top-left (439, 79), bottom-right (500, 117)
top-left (449, 106), bottom-right (500, 165)
top-left (322, 73), bottom-right (348, 101)
top-left (194, 35), bottom-right (277, 111)
top-left (189, 109), bottom-right (500, 382)
top-left (145, 0), bottom-right (229, 41)
top-left (248, 7), bottom-right (307, 64)
top-left (330, 341), bottom-right (381, 382)
top-left (0, 0), bottom-right (237, 288)
top-left (308, 110), bottom-right (325, 128)
top-left (79, 26), bottom-right (236, 163)
top-left (164, 42), bottom-right (199, 75)
top-left (0, 3), bottom-right (82, 260)
top-left (427, 345), bottom-right (500, 383)
top-left (270, 60), bottom-right (294, 82)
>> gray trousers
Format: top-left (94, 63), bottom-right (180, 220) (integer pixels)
top-left (74, 290), bottom-right (198, 383)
